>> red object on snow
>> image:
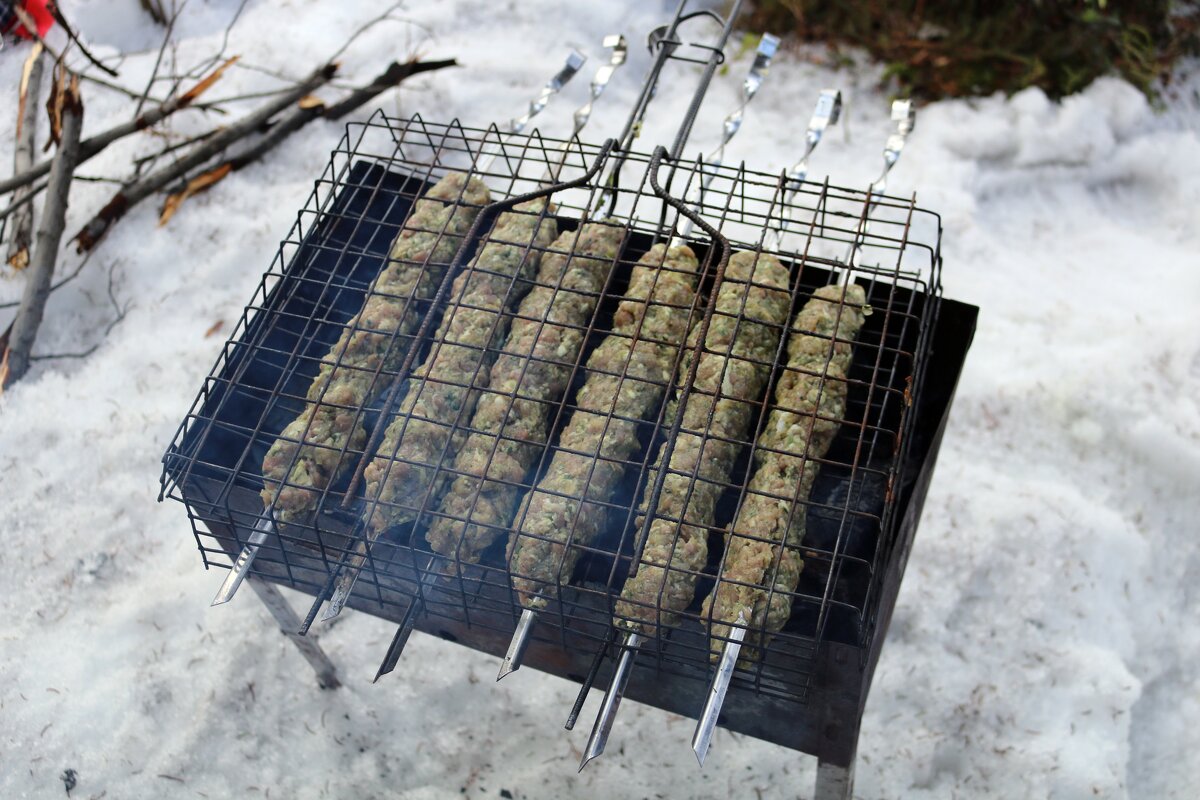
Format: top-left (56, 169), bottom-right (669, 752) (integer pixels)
top-left (3, 0), bottom-right (55, 39)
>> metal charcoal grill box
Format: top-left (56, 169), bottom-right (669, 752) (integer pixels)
top-left (160, 112), bottom-right (976, 788)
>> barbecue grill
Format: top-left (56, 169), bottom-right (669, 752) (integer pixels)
top-left (159, 3), bottom-right (977, 797)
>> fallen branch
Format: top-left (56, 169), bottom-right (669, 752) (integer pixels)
top-left (6, 45), bottom-right (47, 271)
top-left (156, 57), bottom-right (455, 225)
top-left (3, 69), bottom-right (84, 388)
top-left (74, 62), bottom-right (339, 252)
top-left (0, 56), bottom-right (238, 197)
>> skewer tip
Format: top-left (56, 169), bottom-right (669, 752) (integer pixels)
top-left (210, 568), bottom-right (243, 606)
top-left (496, 659), bottom-right (518, 682)
top-left (497, 608), bottom-right (537, 681)
top-left (320, 594), bottom-right (347, 622)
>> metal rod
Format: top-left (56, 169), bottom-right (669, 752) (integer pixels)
top-left (763, 89), bottom-right (842, 251)
top-left (843, 99), bottom-right (915, 270)
top-left (594, 0), bottom-right (743, 219)
top-left (476, 49), bottom-right (587, 174)
top-left (211, 513), bottom-right (274, 605)
top-left (671, 31), bottom-right (777, 247)
top-left (666, 0), bottom-right (744, 160)
top-left (691, 614), bottom-right (748, 766)
top-left (579, 632), bottom-right (643, 772)
top-left (298, 565), bottom-right (341, 635)
top-left (373, 584), bottom-right (426, 682)
top-left (497, 607), bottom-right (537, 680)
top-left (565, 629), bottom-right (615, 730)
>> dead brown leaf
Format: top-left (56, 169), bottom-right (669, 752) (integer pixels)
top-left (179, 55), bottom-right (240, 107)
top-left (44, 60), bottom-right (65, 151)
top-left (203, 320), bottom-right (224, 338)
top-left (7, 248), bottom-right (30, 271)
top-left (158, 162), bottom-right (233, 226)
top-left (297, 94), bottom-right (324, 110)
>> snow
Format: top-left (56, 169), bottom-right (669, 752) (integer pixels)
top-left (2, 1), bottom-right (1198, 798)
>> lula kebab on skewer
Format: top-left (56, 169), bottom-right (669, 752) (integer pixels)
top-left (208, 51), bottom-right (588, 607)
top-left (692, 98), bottom-right (914, 768)
top-left (613, 90), bottom-right (842, 640)
top-left (363, 21), bottom-right (731, 677)
top-left (574, 86), bottom-right (840, 770)
top-left (498, 33), bottom-right (781, 697)
top-left (314, 36), bottom-right (632, 624)
top-left (216, 53), bottom-right (586, 606)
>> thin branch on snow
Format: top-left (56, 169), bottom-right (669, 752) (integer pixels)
top-left (3, 69), bottom-right (85, 388)
top-left (154, 58), bottom-right (456, 226)
top-left (0, 56), bottom-right (238, 197)
top-left (12, 4), bottom-right (120, 79)
top-left (133, 0), bottom-right (186, 118)
top-left (73, 62), bottom-right (340, 252)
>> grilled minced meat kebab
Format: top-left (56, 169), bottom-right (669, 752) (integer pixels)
top-left (701, 283), bottom-right (868, 661)
top-left (426, 223), bottom-right (625, 562)
top-left (508, 243), bottom-right (699, 609)
top-left (260, 173), bottom-right (490, 525)
top-left (614, 251), bottom-right (790, 636)
top-left (362, 199), bottom-right (558, 536)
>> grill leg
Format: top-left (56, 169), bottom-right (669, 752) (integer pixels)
top-left (814, 755), bottom-right (855, 800)
top-left (248, 576), bottom-right (342, 690)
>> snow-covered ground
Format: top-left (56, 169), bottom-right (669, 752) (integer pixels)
top-left (2, 1), bottom-right (1198, 798)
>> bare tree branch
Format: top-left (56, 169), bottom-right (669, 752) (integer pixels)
top-left (74, 62), bottom-right (339, 252)
top-left (156, 58), bottom-right (456, 226)
top-left (44, 4), bottom-right (121, 77)
top-left (134, 0), bottom-right (187, 118)
top-left (3, 70), bottom-right (85, 388)
top-left (0, 56), bottom-right (238, 197)
top-left (139, 0), bottom-right (170, 26)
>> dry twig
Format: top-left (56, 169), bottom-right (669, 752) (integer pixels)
top-left (74, 62), bottom-right (339, 251)
top-left (0, 56), bottom-right (237, 197)
top-left (156, 57), bottom-right (455, 224)
top-left (3, 67), bottom-right (85, 388)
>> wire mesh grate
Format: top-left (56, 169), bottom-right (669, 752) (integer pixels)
top-left (161, 112), bottom-right (942, 708)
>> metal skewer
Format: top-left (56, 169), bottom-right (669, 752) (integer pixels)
top-left (669, 32), bottom-right (778, 248)
top-left (843, 99), bottom-right (915, 271)
top-left (502, 24), bottom-right (776, 686)
top-left (691, 613), bottom-right (747, 765)
top-left (211, 513), bottom-right (274, 605)
top-left (764, 88), bottom-right (842, 250)
top-left (578, 632), bottom-right (642, 771)
top-left (494, 16), bottom-right (718, 682)
top-left (573, 31), bottom-right (779, 771)
top-left (689, 90), bottom-right (844, 766)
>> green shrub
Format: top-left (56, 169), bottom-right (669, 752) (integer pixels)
top-left (745, 0), bottom-right (1199, 101)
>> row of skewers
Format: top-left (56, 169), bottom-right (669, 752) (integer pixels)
top-left (212, 25), bottom-right (915, 770)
